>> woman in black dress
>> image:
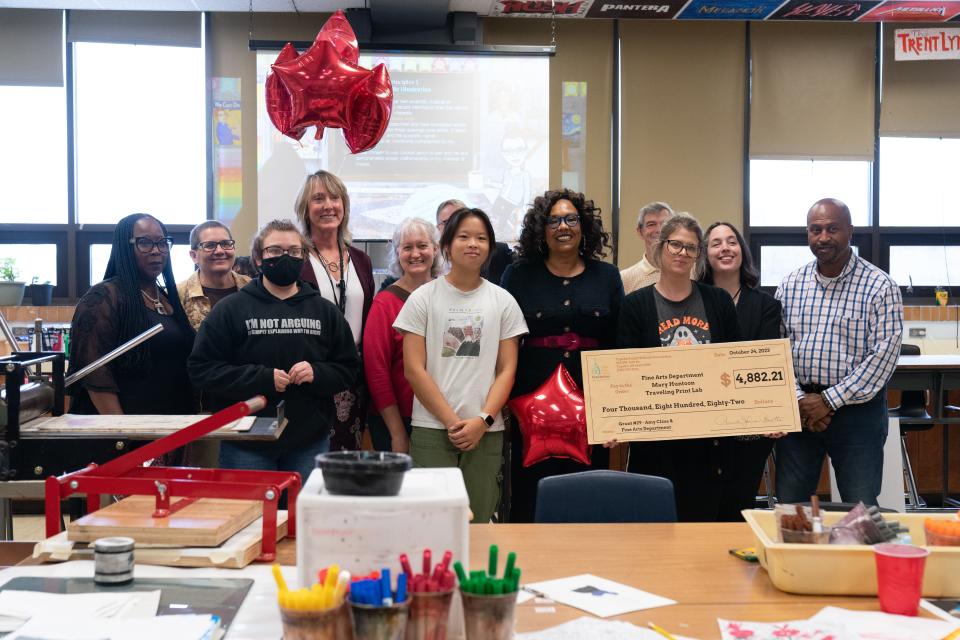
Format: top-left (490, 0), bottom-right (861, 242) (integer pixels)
top-left (66, 213), bottom-right (195, 468)
top-left (501, 189), bottom-right (624, 522)
top-left (698, 221), bottom-right (783, 521)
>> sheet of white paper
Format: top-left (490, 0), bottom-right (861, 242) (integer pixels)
top-left (0, 561), bottom-right (286, 640)
top-left (0, 590), bottom-right (161, 632)
top-left (515, 616), bottom-right (698, 640)
top-left (810, 606), bottom-right (960, 640)
top-left (5, 613), bottom-right (215, 640)
top-left (517, 588), bottom-right (535, 604)
top-left (523, 574), bottom-right (676, 618)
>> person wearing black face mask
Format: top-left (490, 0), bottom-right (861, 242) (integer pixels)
top-left (188, 220), bottom-right (360, 482)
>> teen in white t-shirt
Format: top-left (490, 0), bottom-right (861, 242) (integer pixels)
top-left (394, 208), bottom-right (527, 522)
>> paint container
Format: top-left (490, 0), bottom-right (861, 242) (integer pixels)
top-left (93, 536), bottom-right (134, 585)
top-left (459, 590), bottom-right (517, 640)
top-left (405, 589), bottom-right (454, 640)
top-left (350, 600), bottom-right (409, 640)
top-left (280, 600), bottom-right (354, 640)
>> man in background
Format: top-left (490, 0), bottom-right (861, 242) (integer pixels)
top-left (775, 197), bottom-right (902, 506)
top-left (620, 201), bottom-right (674, 294)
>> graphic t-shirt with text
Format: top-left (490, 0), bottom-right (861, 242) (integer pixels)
top-left (653, 287), bottom-right (712, 347)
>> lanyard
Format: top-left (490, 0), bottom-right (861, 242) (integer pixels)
top-left (319, 247), bottom-right (347, 314)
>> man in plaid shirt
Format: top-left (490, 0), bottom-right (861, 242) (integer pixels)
top-left (775, 198), bottom-right (903, 506)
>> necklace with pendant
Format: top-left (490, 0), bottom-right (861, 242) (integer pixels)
top-left (140, 286), bottom-right (168, 315)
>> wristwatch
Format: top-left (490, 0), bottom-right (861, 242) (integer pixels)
top-left (478, 412), bottom-right (495, 427)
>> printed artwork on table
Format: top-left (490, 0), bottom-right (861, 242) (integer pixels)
top-left (572, 585), bottom-right (619, 597)
top-left (442, 313), bottom-right (483, 357)
top-left (718, 619), bottom-right (855, 640)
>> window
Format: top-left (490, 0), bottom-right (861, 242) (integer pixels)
top-left (89, 243), bottom-right (195, 288)
top-left (879, 137), bottom-right (960, 228)
top-left (0, 85), bottom-right (67, 224)
top-left (758, 245), bottom-right (862, 288)
top-left (889, 245), bottom-right (960, 289)
top-left (0, 244), bottom-right (58, 286)
top-left (749, 159), bottom-right (872, 227)
top-left (74, 42), bottom-right (206, 225)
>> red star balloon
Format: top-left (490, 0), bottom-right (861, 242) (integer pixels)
top-left (508, 364), bottom-right (591, 468)
top-left (265, 10), bottom-right (393, 154)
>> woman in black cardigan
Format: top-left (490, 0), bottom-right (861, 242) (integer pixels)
top-left (615, 213), bottom-right (742, 522)
top-left (698, 221), bottom-right (783, 521)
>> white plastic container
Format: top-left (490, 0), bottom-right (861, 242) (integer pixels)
top-left (296, 467), bottom-right (471, 635)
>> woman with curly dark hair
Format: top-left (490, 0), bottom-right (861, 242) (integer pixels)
top-left (500, 189), bottom-right (624, 522)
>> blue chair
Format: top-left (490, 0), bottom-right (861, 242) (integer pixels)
top-left (534, 470), bottom-right (677, 523)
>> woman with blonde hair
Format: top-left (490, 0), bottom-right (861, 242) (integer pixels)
top-left (614, 212), bottom-right (741, 522)
top-left (294, 170), bottom-right (374, 450)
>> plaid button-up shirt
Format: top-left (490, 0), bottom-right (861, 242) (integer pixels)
top-left (776, 251), bottom-right (903, 410)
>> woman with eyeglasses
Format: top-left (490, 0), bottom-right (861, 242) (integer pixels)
top-left (189, 220), bottom-right (359, 481)
top-left (63, 214), bottom-right (195, 469)
top-left (178, 221), bottom-right (251, 332)
top-left (697, 221), bottom-right (783, 521)
top-left (614, 213), bottom-right (741, 522)
top-left (295, 170), bottom-right (374, 451)
top-left (500, 189), bottom-right (624, 522)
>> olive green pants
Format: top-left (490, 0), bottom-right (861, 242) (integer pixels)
top-left (410, 426), bottom-right (503, 523)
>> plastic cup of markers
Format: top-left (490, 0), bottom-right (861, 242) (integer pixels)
top-left (874, 543), bottom-right (930, 617)
top-left (351, 600), bottom-right (410, 640)
top-left (279, 599), bottom-right (353, 640)
top-left (405, 589), bottom-right (454, 640)
top-left (459, 589), bottom-right (518, 640)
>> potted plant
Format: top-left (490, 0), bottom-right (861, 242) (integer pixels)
top-left (0, 258), bottom-right (26, 306)
top-left (27, 276), bottom-right (53, 306)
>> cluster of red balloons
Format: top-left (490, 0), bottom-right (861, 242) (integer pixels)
top-left (509, 364), bottom-right (592, 467)
top-left (265, 10), bottom-right (393, 154)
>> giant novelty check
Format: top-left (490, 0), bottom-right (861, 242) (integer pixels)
top-left (582, 339), bottom-right (802, 443)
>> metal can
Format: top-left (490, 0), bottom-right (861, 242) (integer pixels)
top-left (93, 536), bottom-right (135, 585)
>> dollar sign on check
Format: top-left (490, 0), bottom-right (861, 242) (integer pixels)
top-left (720, 372), bottom-right (731, 387)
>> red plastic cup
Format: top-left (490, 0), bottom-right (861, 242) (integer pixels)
top-left (874, 543), bottom-right (930, 616)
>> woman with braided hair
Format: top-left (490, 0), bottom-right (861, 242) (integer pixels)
top-left (65, 214), bottom-right (195, 466)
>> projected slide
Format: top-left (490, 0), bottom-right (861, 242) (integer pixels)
top-left (256, 52), bottom-right (550, 241)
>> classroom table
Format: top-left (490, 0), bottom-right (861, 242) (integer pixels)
top-left (891, 355), bottom-right (960, 508)
top-left (277, 522), bottom-right (886, 639)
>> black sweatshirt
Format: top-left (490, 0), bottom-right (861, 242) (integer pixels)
top-left (188, 277), bottom-right (359, 451)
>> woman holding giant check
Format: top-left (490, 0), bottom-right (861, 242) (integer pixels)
top-left (614, 213), bottom-right (742, 522)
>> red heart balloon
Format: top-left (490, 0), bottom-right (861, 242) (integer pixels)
top-left (265, 10), bottom-right (393, 153)
top-left (508, 364), bottom-right (591, 468)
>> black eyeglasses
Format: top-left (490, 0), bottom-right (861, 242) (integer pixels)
top-left (195, 240), bottom-right (236, 252)
top-left (665, 239), bottom-right (701, 258)
top-left (546, 214), bottom-right (580, 229)
top-left (263, 245), bottom-right (305, 258)
top-left (130, 236), bottom-right (173, 254)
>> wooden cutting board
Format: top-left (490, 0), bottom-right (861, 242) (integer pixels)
top-left (67, 496), bottom-right (263, 547)
top-left (39, 512), bottom-right (288, 569)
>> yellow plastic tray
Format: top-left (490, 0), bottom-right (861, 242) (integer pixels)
top-left (742, 509), bottom-right (960, 597)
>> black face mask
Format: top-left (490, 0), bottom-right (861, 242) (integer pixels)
top-left (260, 255), bottom-right (303, 287)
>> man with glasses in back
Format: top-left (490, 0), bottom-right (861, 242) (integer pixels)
top-left (179, 221), bottom-right (251, 331)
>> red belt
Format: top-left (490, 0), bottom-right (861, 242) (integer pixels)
top-left (525, 332), bottom-right (599, 351)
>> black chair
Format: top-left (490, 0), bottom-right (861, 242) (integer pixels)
top-left (890, 343), bottom-right (931, 509)
top-left (534, 470), bottom-right (677, 523)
